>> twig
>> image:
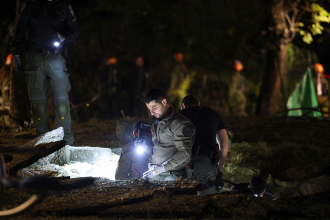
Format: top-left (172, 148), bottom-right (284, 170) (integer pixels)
top-left (121, 110), bottom-right (126, 119)
top-left (70, 94), bottom-right (101, 111)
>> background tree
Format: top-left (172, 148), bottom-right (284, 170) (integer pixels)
top-left (2, 0), bottom-right (330, 122)
top-left (256, 0), bottom-right (330, 115)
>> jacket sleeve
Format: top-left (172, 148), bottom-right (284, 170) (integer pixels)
top-left (12, 1), bottom-right (30, 55)
top-left (163, 120), bottom-right (195, 171)
top-left (59, 3), bottom-right (79, 43)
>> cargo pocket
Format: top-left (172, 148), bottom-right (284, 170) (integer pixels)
top-left (25, 69), bottom-right (47, 98)
top-left (26, 51), bottom-right (40, 69)
top-left (64, 69), bottom-right (71, 92)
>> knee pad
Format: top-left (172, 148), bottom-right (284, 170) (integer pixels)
top-left (54, 98), bottom-right (71, 128)
top-left (30, 99), bottom-right (49, 133)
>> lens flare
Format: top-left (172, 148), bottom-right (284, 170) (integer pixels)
top-left (136, 146), bottom-right (145, 154)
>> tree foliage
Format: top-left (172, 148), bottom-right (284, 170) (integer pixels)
top-left (299, 3), bottom-right (330, 44)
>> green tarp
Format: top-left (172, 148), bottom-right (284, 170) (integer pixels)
top-left (286, 67), bottom-right (322, 117)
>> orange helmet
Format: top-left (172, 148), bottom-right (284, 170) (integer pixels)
top-left (234, 60), bottom-right (243, 72)
top-left (106, 57), bottom-right (118, 65)
top-left (135, 56), bottom-right (144, 67)
top-left (314, 63), bottom-right (324, 74)
top-left (173, 52), bottom-right (184, 63)
top-left (5, 54), bottom-right (12, 65)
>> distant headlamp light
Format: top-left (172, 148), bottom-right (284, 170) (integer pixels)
top-left (253, 189), bottom-right (265, 198)
top-left (54, 41), bottom-right (60, 47)
top-left (136, 145), bottom-right (145, 155)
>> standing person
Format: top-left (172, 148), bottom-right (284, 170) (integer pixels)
top-left (12, 0), bottom-right (79, 145)
top-left (97, 57), bottom-right (120, 119)
top-left (130, 56), bottom-right (148, 118)
top-left (179, 95), bottom-right (228, 195)
top-left (314, 63), bottom-right (329, 118)
top-left (143, 89), bottom-right (195, 181)
top-left (167, 52), bottom-right (188, 108)
top-left (228, 60), bottom-right (249, 116)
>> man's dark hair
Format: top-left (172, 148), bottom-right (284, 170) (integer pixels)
top-left (250, 176), bottom-right (266, 196)
top-left (144, 88), bottom-right (165, 104)
top-left (181, 95), bottom-right (200, 108)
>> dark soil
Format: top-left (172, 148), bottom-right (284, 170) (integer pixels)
top-left (1, 116), bottom-right (330, 219)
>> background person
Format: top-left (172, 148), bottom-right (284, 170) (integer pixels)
top-left (97, 57), bottom-right (121, 119)
top-left (167, 52), bottom-right (188, 108)
top-left (314, 63), bottom-right (329, 118)
top-left (179, 95), bottom-right (228, 195)
top-left (129, 56), bottom-right (148, 118)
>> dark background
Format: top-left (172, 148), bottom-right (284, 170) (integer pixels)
top-left (1, 0), bottom-right (330, 122)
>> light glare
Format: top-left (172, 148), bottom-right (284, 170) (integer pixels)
top-left (136, 146), bottom-right (145, 154)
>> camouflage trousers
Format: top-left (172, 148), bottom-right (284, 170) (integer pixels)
top-left (25, 50), bottom-right (74, 145)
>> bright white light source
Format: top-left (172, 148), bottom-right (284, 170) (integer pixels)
top-left (54, 41), bottom-right (60, 47)
top-left (136, 145), bottom-right (145, 154)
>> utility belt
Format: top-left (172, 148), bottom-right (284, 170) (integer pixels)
top-left (27, 46), bottom-right (67, 57)
top-left (186, 144), bottom-right (221, 182)
top-left (192, 144), bottom-right (220, 166)
top-left (192, 147), bottom-right (214, 158)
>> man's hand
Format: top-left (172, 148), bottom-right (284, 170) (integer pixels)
top-left (12, 55), bottom-right (21, 72)
top-left (143, 164), bottom-right (165, 179)
top-left (51, 32), bottom-right (65, 42)
top-left (58, 33), bottom-right (65, 42)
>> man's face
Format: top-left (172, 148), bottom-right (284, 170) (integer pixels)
top-left (146, 99), bottom-right (167, 118)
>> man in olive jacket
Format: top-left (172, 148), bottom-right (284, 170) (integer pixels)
top-left (143, 89), bottom-right (195, 181)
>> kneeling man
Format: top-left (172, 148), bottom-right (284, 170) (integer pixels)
top-left (143, 89), bottom-right (195, 181)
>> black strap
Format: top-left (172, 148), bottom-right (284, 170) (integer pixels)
top-left (192, 105), bottom-right (204, 157)
top-left (193, 105), bottom-right (204, 125)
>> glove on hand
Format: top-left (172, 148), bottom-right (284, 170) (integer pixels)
top-left (143, 164), bottom-right (165, 179)
top-left (51, 32), bottom-right (65, 42)
top-left (12, 55), bottom-right (21, 72)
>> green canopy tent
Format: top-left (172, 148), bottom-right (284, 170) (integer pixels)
top-left (286, 67), bottom-right (322, 117)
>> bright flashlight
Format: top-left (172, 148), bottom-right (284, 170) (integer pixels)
top-left (54, 41), bottom-right (60, 47)
top-left (136, 145), bottom-right (145, 154)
